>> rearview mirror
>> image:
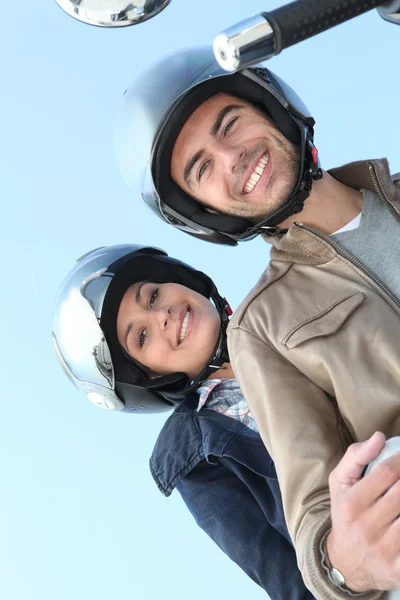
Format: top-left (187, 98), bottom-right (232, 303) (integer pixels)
top-left (55, 0), bottom-right (171, 27)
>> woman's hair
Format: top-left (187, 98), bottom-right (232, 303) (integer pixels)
top-left (100, 254), bottom-right (226, 396)
top-left (117, 280), bottom-right (161, 379)
top-left (120, 343), bottom-right (152, 376)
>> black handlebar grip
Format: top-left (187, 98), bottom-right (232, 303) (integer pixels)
top-left (263, 0), bottom-right (383, 53)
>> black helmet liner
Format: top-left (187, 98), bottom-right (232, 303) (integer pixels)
top-left (100, 251), bottom-right (228, 406)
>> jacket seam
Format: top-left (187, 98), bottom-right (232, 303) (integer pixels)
top-left (229, 324), bottom-right (282, 358)
top-left (333, 252), bottom-right (396, 302)
top-left (378, 161), bottom-right (396, 197)
top-left (230, 265), bottom-right (293, 328)
top-left (219, 424), bottom-right (249, 456)
top-left (326, 394), bottom-right (355, 452)
top-left (150, 450), bottom-right (206, 497)
top-left (288, 228), bottom-right (337, 261)
top-left (199, 411), bottom-right (246, 455)
top-left (229, 325), bottom-right (352, 452)
top-left (281, 292), bottom-right (364, 349)
top-left (149, 459), bottom-right (166, 495)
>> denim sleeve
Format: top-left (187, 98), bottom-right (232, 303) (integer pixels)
top-left (176, 458), bottom-right (315, 600)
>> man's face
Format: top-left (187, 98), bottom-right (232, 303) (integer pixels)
top-left (170, 92), bottom-right (300, 222)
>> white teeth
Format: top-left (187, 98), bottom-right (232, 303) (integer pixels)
top-left (179, 310), bottom-right (190, 343)
top-left (244, 153), bottom-right (269, 193)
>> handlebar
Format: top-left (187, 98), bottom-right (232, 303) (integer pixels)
top-left (214, 0), bottom-right (400, 71)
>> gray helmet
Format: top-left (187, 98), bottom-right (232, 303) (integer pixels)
top-left (52, 244), bottom-right (230, 414)
top-left (114, 45), bottom-right (322, 246)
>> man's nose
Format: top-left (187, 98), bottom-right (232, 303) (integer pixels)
top-left (218, 144), bottom-right (245, 174)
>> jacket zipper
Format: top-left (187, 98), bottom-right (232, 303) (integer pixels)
top-left (368, 162), bottom-right (400, 224)
top-left (296, 163), bottom-right (400, 309)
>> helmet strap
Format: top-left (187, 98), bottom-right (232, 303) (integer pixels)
top-left (246, 131), bottom-right (322, 237)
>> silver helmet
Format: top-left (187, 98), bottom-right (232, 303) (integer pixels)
top-left (114, 45), bottom-right (321, 246)
top-left (52, 244), bottom-right (230, 414)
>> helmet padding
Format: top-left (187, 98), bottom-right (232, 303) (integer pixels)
top-left (100, 253), bottom-right (220, 396)
top-left (153, 71), bottom-right (302, 236)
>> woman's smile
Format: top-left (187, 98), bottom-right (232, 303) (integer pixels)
top-left (116, 282), bottom-right (220, 379)
top-left (177, 305), bottom-right (193, 345)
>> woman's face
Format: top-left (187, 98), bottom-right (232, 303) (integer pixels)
top-left (116, 282), bottom-right (221, 379)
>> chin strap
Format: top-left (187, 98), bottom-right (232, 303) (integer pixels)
top-left (259, 137), bottom-right (322, 236)
top-left (202, 297), bottom-right (231, 377)
top-left (238, 131), bottom-right (323, 240)
top-left (183, 294), bottom-right (232, 410)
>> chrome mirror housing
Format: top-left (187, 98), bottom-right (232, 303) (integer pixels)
top-left (55, 0), bottom-right (171, 27)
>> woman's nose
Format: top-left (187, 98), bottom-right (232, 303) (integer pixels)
top-left (154, 305), bottom-right (171, 330)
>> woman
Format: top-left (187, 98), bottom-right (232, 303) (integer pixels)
top-left (52, 243), bottom-right (315, 600)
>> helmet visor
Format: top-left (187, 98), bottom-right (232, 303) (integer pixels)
top-left (53, 271), bottom-right (115, 394)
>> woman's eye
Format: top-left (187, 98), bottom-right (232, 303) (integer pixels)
top-left (149, 288), bottom-right (159, 308)
top-left (139, 328), bottom-right (148, 348)
top-left (199, 160), bottom-right (210, 181)
top-left (223, 117), bottom-right (238, 137)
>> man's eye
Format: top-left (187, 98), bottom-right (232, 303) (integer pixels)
top-left (149, 288), bottom-right (159, 308)
top-left (199, 160), bottom-right (210, 181)
top-left (223, 117), bottom-right (238, 137)
top-left (139, 328), bottom-right (148, 348)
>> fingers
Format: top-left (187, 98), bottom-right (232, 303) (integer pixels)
top-left (368, 478), bottom-right (400, 529)
top-left (328, 435), bottom-right (400, 592)
top-left (330, 432), bottom-right (386, 492)
top-left (349, 450), bottom-right (400, 513)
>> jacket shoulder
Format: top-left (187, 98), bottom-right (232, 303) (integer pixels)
top-left (229, 260), bottom-right (290, 329)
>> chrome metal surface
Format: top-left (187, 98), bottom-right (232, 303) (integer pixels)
top-left (213, 15), bottom-right (275, 72)
top-left (377, 0), bottom-right (400, 25)
top-left (115, 46), bottom-right (232, 199)
top-left (52, 244), bottom-right (148, 411)
top-left (54, 0), bottom-right (171, 27)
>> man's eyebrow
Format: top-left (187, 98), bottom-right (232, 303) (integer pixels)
top-left (210, 104), bottom-right (243, 137)
top-left (183, 105), bottom-right (243, 187)
top-left (123, 282), bottom-right (146, 348)
top-left (184, 149), bottom-right (204, 187)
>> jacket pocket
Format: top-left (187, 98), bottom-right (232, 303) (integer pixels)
top-left (282, 292), bottom-right (365, 350)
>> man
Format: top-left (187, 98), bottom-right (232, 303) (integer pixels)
top-left (114, 46), bottom-right (400, 599)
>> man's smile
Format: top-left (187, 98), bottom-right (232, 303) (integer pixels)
top-left (243, 152), bottom-right (270, 195)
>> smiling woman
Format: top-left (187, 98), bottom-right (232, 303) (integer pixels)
top-left (116, 281), bottom-right (221, 379)
top-left (52, 243), bottom-right (231, 413)
top-left (52, 243), bottom-right (316, 600)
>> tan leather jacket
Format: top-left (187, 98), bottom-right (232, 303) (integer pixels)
top-left (228, 159), bottom-right (400, 600)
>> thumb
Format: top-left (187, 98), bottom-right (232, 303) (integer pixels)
top-left (332, 432), bottom-right (386, 492)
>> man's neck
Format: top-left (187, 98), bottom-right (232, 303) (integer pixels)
top-left (278, 170), bottom-right (363, 235)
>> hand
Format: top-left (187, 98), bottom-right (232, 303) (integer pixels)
top-left (327, 431), bottom-right (400, 592)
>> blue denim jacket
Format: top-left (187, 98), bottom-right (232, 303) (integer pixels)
top-left (150, 402), bottom-right (315, 599)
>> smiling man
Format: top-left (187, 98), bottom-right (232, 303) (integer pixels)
top-left (170, 94), bottom-right (300, 221)
top-left (115, 45), bottom-right (400, 599)
top-left (115, 46), bottom-right (326, 245)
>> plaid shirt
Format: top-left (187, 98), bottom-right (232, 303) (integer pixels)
top-left (196, 378), bottom-right (258, 432)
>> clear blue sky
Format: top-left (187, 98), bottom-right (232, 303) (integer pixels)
top-left (0, 2), bottom-right (398, 599)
